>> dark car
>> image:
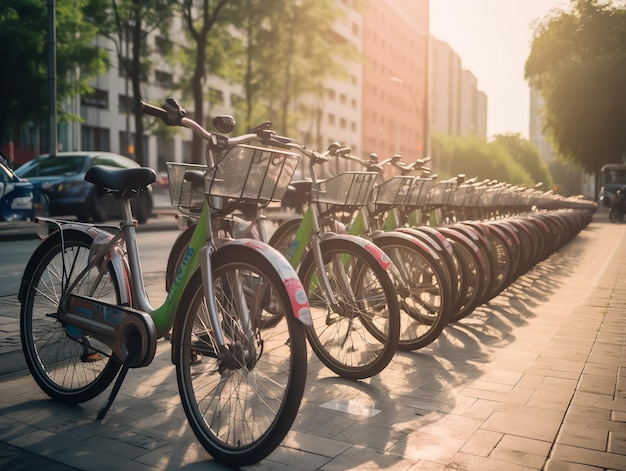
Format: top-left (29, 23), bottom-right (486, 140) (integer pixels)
top-left (15, 151), bottom-right (153, 223)
top-left (0, 158), bottom-right (48, 221)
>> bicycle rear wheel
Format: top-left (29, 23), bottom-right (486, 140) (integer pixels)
top-left (20, 229), bottom-right (123, 404)
top-left (373, 234), bottom-right (451, 350)
top-left (173, 245), bottom-right (307, 467)
top-left (298, 238), bottom-right (400, 380)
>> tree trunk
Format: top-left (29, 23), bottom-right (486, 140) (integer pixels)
top-left (191, 35), bottom-right (206, 164)
top-left (131, 18), bottom-right (145, 166)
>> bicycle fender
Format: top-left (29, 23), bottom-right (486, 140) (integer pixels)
top-left (219, 238), bottom-right (312, 326)
top-left (18, 226), bottom-right (131, 306)
top-left (320, 232), bottom-right (393, 271)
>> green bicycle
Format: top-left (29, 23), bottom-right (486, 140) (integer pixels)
top-left (19, 99), bottom-right (310, 467)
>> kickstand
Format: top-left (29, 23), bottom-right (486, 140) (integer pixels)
top-left (97, 345), bottom-right (137, 421)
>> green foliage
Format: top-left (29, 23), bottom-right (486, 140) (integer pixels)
top-left (525, 0), bottom-right (626, 174)
top-left (231, 0), bottom-right (362, 134)
top-left (0, 0), bottom-right (106, 140)
top-left (492, 133), bottom-right (553, 187)
top-left (83, 0), bottom-right (177, 165)
top-left (431, 132), bottom-right (538, 187)
top-left (548, 158), bottom-right (585, 196)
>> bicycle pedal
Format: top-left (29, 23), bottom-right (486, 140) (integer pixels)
top-left (81, 352), bottom-right (101, 362)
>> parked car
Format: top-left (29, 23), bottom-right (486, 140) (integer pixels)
top-left (0, 158), bottom-right (49, 221)
top-left (15, 151), bottom-right (153, 223)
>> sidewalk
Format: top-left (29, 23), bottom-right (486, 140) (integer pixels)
top-left (0, 211), bottom-right (624, 470)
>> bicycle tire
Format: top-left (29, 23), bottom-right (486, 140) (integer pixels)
top-left (437, 227), bottom-right (486, 323)
top-left (372, 233), bottom-right (452, 350)
top-left (268, 217), bottom-right (304, 262)
top-left (298, 237), bottom-right (400, 380)
top-left (172, 245), bottom-right (308, 467)
top-left (396, 226), bottom-right (461, 314)
top-left (20, 229), bottom-right (123, 404)
top-left (166, 217), bottom-right (260, 292)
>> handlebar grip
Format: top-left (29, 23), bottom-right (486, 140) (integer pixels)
top-left (139, 98), bottom-right (186, 126)
top-left (138, 101), bottom-right (168, 120)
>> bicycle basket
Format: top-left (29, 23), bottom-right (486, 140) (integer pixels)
top-left (167, 162), bottom-right (207, 210)
top-left (370, 176), bottom-right (415, 210)
top-left (452, 185), bottom-right (475, 207)
top-left (403, 177), bottom-right (433, 208)
top-left (311, 172), bottom-right (377, 210)
top-left (426, 180), bottom-right (457, 207)
top-left (205, 145), bottom-right (300, 208)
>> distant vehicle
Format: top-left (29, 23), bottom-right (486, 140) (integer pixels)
top-left (599, 163), bottom-right (626, 208)
top-left (15, 151), bottom-right (153, 223)
top-left (0, 158), bottom-right (47, 221)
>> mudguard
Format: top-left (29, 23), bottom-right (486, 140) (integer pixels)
top-left (217, 238), bottom-right (312, 325)
top-left (320, 232), bottom-right (393, 271)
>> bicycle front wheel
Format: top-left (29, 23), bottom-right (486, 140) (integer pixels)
top-left (299, 238), bottom-right (400, 380)
top-left (173, 245), bottom-right (308, 467)
top-left (20, 229), bottom-right (123, 404)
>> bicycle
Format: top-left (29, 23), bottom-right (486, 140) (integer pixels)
top-left (18, 98), bottom-right (311, 467)
top-left (271, 151), bottom-right (453, 351)
top-left (166, 141), bottom-right (402, 380)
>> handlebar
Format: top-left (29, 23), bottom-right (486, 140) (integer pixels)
top-left (139, 98), bottom-right (294, 151)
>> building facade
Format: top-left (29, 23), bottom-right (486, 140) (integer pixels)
top-left (6, 0), bottom-right (488, 178)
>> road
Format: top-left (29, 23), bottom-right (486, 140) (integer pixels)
top-left (0, 228), bottom-right (179, 300)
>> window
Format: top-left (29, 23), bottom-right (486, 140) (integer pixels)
top-left (155, 70), bottom-right (173, 88)
top-left (118, 94), bottom-right (133, 114)
top-left (82, 126), bottom-right (110, 151)
top-left (328, 114), bottom-right (336, 125)
top-left (208, 87), bottom-right (224, 106)
top-left (81, 89), bottom-right (108, 109)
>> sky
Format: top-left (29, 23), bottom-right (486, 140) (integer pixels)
top-left (429, 0), bottom-right (571, 140)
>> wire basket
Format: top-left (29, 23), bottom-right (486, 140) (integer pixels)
top-left (425, 180), bottom-right (457, 207)
top-left (205, 145), bottom-right (300, 209)
top-left (167, 162), bottom-right (207, 210)
top-left (451, 185), bottom-right (475, 207)
top-left (478, 188), bottom-right (500, 207)
top-left (370, 176), bottom-right (416, 210)
top-left (402, 177), bottom-right (433, 209)
top-left (311, 172), bottom-right (377, 210)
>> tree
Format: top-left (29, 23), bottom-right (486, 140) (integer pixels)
top-left (178, 0), bottom-right (234, 163)
top-left (431, 132), bottom-right (535, 187)
top-left (0, 0), bottom-right (107, 144)
top-left (492, 133), bottom-right (553, 187)
top-left (525, 0), bottom-right (626, 174)
top-left (233, 0), bottom-right (361, 135)
top-left (84, 0), bottom-right (176, 166)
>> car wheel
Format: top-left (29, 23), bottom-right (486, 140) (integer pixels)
top-left (80, 192), bottom-right (107, 223)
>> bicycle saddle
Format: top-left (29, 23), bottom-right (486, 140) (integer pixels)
top-left (85, 165), bottom-right (157, 198)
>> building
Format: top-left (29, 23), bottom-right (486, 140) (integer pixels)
top-left (5, 0), bottom-right (488, 179)
top-left (361, 0), bottom-right (430, 166)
